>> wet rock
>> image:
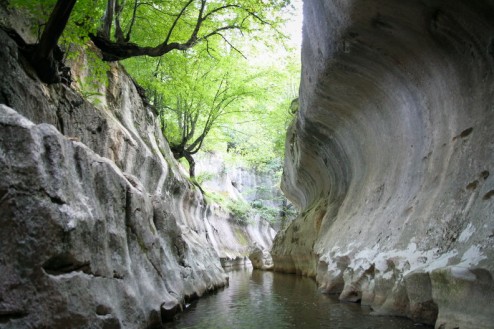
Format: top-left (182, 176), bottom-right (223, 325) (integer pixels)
top-left (431, 267), bottom-right (494, 329)
top-left (404, 271), bottom-right (438, 325)
top-left (160, 300), bottom-right (183, 323)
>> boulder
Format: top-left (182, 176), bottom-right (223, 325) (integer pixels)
top-left (249, 244), bottom-right (274, 271)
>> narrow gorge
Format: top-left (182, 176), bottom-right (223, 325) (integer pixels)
top-left (1, 0), bottom-right (494, 329)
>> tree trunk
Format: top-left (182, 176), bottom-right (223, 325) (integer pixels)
top-left (89, 33), bottom-right (185, 61)
top-left (114, 0), bottom-right (125, 42)
top-left (170, 146), bottom-right (205, 194)
top-left (31, 0), bottom-right (77, 83)
top-left (184, 152), bottom-right (196, 178)
top-left (98, 0), bottom-right (115, 39)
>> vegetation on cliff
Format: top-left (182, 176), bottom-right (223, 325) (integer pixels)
top-left (9, 0), bottom-right (298, 169)
top-left (6, 0), bottom-right (301, 225)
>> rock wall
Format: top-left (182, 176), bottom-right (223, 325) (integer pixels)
top-left (272, 1), bottom-right (494, 328)
top-left (0, 23), bottom-right (273, 329)
top-left (195, 152), bottom-right (246, 202)
top-left (196, 151), bottom-right (295, 230)
top-left (194, 152), bottom-right (278, 266)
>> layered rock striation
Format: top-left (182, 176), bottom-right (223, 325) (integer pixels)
top-left (273, 1), bottom-right (494, 328)
top-left (0, 25), bottom-right (273, 328)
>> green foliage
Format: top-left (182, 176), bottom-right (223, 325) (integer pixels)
top-left (113, 0), bottom-right (293, 53)
top-left (195, 171), bottom-right (215, 185)
top-left (10, 0), bottom-right (109, 94)
top-left (124, 26), bottom-right (299, 169)
top-left (9, 0), bottom-right (301, 225)
top-left (8, 0), bottom-right (56, 28)
top-left (72, 50), bottom-right (110, 106)
top-left (9, 0), bottom-right (100, 48)
top-left (10, 0), bottom-right (299, 169)
top-left (227, 199), bottom-right (252, 224)
top-left (76, 78), bottom-right (104, 105)
top-left (251, 202), bottom-right (280, 224)
top-left (204, 191), bottom-right (227, 205)
top-left (217, 45), bottom-right (300, 170)
top-left (205, 192), bottom-right (252, 224)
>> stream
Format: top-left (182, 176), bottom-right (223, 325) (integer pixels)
top-left (168, 267), bottom-right (431, 329)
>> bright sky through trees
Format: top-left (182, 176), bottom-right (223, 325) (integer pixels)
top-left (285, 0), bottom-right (303, 49)
top-left (251, 0), bottom-right (302, 66)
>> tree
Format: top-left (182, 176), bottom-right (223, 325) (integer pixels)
top-left (11, 0), bottom-right (291, 82)
top-left (122, 21), bottom-right (301, 176)
top-left (28, 0), bottom-right (77, 83)
top-left (217, 45), bottom-right (300, 171)
top-left (168, 76), bottom-right (251, 178)
top-left (89, 0), bottom-right (290, 61)
top-left (150, 54), bottom-right (257, 179)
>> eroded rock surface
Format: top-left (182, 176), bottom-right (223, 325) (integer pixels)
top-left (0, 104), bottom-right (227, 328)
top-left (249, 243), bottom-right (274, 271)
top-left (196, 151), bottom-right (294, 230)
top-left (273, 1), bottom-right (494, 328)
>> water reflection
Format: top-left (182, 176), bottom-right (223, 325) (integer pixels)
top-left (168, 268), bottom-right (429, 329)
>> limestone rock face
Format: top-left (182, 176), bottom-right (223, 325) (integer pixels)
top-left (0, 104), bottom-right (227, 328)
top-left (272, 1), bottom-right (494, 328)
top-left (203, 204), bottom-right (276, 268)
top-left (249, 244), bottom-right (274, 271)
top-left (0, 27), bottom-right (274, 327)
top-left (195, 151), bottom-right (294, 230)
top-left (187, 152), bottom-right (278, 267)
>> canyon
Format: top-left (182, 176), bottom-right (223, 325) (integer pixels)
top-left (1, 0), bottom-right (494, 329)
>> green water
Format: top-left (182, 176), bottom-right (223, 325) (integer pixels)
top-left (168, 268), bottom-right (431, 329)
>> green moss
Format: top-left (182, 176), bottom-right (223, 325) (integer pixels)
top-left (204, 191), bottom-right (254, 224)
top-left (234, 227), bottom-right (249, 247)
top-left (196, 171), bottom-right (215, 185)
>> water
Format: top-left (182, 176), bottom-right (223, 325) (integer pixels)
top-left (168, 268), bottom-right (430, 329)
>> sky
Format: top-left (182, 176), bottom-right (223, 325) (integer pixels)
top-left (248, 0), bottom-right (303, 67)
top-left (284, 0), bottom-right (303, 50)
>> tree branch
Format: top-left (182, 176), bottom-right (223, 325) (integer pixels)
top-left (90, 0), bottom-right (274, 61)
top-left (99, 0), bottom-right (115, 39)
top-left (200, 30), bottom-right (247, 59)
top-left (114, 0), bottom-right (126, 42)
top-left (125, 0), bottom-right (139, 41)
top-left (164, 0), bottom-right (194, 45)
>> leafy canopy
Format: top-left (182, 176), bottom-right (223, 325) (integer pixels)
top-left (124, 34), bottom-right (299, 173)
top-left (10, 0), bottom-right (300, 173)
top-left (9, 0), bottom-right (301, 225)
